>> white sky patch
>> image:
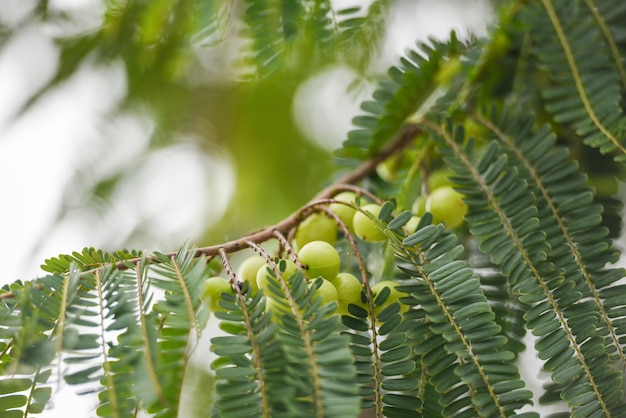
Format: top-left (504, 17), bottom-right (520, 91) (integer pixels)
top-left (0, 25), bottom-right (59, 130)
top-left (48, 0), bottom-right (103, 10)
top-left (0, 0), bottom-right (38, 27)
top-left (0, 14), bottom-right (236, 285)
top-left (110, 142), bottom-right (235, 248)
top-left (0, 58), bottom-right (127, 282)
top-left (374, 0), bottom-right (495, 73)
top-left (45, 0), bottom-right (105, 38)
top-left (30, 140), bottom-right (235, 275)
top-left (292, 66), bottom-right (375, 151)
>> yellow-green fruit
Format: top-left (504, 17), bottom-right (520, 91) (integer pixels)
top-left (202, 276), bottom-right (233, 312)
top-left (294, 213), bottom-right (337, 249)
top-left (425, 185), bottom-right (467, 229)
top-left (330, 272), bottom-right (364, 315)
top-left (405, 215), bottom-right (421, 234)
top-left (375, 151), bottom-right (416, 182)
top-left (256, 259), bottom-right (298, 296)
top-left (427, 169), bottom-right (454, 191)
top-left (265, 295), bottom-right (292, 316)
top-left (310, 279), bottom-right (339, 307)
top-left (328, 191), bottom-right (358, 232)
top-left (376, 158), bottom-right (396, 182)
top-left (372, 280), bottom-right (408, 316)
top-left (298, 241), bottom-right (341, 281)
top-left (464, 118), bottom-right (489, 140)
top-left (412, 195), bottom-right (427, 216)
top-left (237, 255), bottom-right (266, 294)
top-left (353, 204), bottom-right (387, 242)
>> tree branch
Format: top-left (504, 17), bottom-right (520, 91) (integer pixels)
top-left (0, 124), bottom-right (420, 298)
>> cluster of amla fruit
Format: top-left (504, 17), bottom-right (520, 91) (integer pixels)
top-left (202, 177), bottom-right (468, 318)
top-left (202, 191), bottom-right (408, 318)
top-left (203, 240), bottom-right (404, 318)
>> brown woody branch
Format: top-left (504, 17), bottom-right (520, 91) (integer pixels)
top-left (0, 124), bottom-right (420, 299)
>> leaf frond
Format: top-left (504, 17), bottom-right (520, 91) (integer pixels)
top-left (337, 36), bottom-right (466, 163)
top-left (392, 217), bottom-right (534, 417)
top-left (472, 106), bottom-right (626, 374)
top-left (427, 117), bottom-right (625, 415)
top-left (526, 0), bottom-right (626, 161)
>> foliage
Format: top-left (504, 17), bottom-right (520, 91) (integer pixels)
top-left (2, 0), bottom-right (626, 417)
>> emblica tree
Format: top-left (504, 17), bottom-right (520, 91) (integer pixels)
top-left (1, 0), bottom-right (626, 417)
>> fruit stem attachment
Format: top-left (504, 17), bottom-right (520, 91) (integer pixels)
top-left (272, 230), bottom-right (305, 270)
top-left (217, 247), bottom-right (272, 418)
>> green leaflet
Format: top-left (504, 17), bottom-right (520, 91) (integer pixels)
top-left (0, 278), bottom-right (62, 418)
top-left (240, 0), bottom-right (394, 77)
top-left (430, 112), bottom-right (625, 416)
top-left (337, 36), bottom-right (466, 162)
top-left (0, 371), bottom-right (52, 417)
top-left (2, 245), bottom-right (221, 417)
top-left (146, 244), bottom-right (214, 416)
top-left (337, 0), bottom-right (392, 73)
top-left (40, 248), bottom-right (141, 274)
top-left (387, 212), bottom-right (534, 417)
top-left (212, 266), bottom-right (359, 418)
top-left (478, 105), bottom-right (626, 376)
top-left (526, 0), bottom-right (626, 161)
top-left (338, 270), bottom-right (424, 416)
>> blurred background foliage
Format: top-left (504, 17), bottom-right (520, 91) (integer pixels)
top-left (0, 0), bottom-right (494, 279)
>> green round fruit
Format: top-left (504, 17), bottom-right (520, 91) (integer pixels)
top-left (328, 191), bottom-right (358, 232)
top-left (353, 204), bottom-right (387, 242)
top-left (376, 158), bottom-right (396, 182)
top-left (265, 295), bottom-right (292, 316)
top-left (405, 215), bottom-right (421, 234)
top-left (202, 276), bottom-right (233, 312)
top-left (427, 169), bottom-right (454, 192)
top-left (237, 255), bottom-right (266, 294)
top-left (294, 212), bottom-right (337, 249)
top-left (256, 259), bottom-right (298, 296)
top-left (309, 278), bottom-right (339, 307)
top-left (371, 280), bottom-right (408, 316)
top-left (330, 272), bottom-right (364, 316)
top-left (425, 185), bottom-right (467, 229)
top-left (411, 195), bottom-right (427, 216)
top-left (375, 152), bottom-right (415, 182)
top-left (464, 118), bottom-right (489, 141)
top-left (298, 240), bottom-right (341, 280)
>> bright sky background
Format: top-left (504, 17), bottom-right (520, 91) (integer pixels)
top-left (0, 26), bottom-right (234, 286)
top-left (1, 0), bottom-right (612, 416)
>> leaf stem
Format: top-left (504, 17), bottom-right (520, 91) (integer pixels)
top-left (218, 248), bottom-right (272, 418)
top-left (95, 269), bottom-right (119, 418)
top-left (134, 260), bottom-right (169, 408)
